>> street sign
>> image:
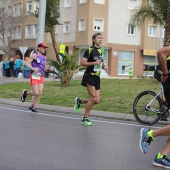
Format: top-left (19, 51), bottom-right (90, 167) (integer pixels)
top-left (60, 44), bottom-right (65, 54)
top-left (19, 46), bottom-right (28, 61)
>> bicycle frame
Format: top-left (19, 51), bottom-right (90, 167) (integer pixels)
top-left (145, 82), bottom-right (164, 114)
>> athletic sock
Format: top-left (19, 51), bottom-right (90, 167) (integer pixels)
top-left (147, 130), bottom-right (155, 140)
top-left (157, 152), bottom-right (163, 159)
top-left (30, 104), bottom-right (35, 108)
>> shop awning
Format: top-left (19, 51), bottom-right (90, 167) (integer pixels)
top-left (143, 49), bottom-right (156, 56)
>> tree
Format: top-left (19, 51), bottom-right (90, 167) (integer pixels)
top-left (130, 0), bottom-right (170, 45)
top-left (49, 50), bottom-right (81, 86)
top-left (30, 0), bottom-right (81, 86)
top-left (0, 0), bottom-right (13, 55)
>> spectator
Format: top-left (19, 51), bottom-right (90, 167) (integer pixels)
top-left (4, 56), bottom-right (10, 77)
top-left (9, 57), bottom-right (14, 77)
top-left (23, 57), bottom-right (30, 78)
top-left (129, 68), bottom-right (133, 79)
top-left (14, 55), bottom-right (22, 78)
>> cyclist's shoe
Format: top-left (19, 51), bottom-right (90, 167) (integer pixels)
top-left (29, 107), bottom-right (37, 113)
top-left (139, 128), bottom-right (153, 154)
top-left (21, 90), bottom-right (28, 102)
top-left (74, 97), bottom-right (81, 113)
top-left (160, 106), bottom-right (169, 121)
top-left (153, 155), bottom-right (170, 168)
top-left (81, 118), bottom-right (92, 126)
top-left (160, 114), bottom-right (169, 121)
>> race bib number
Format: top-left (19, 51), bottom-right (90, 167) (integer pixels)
top-left (94, 62), bottom-right (103, 72)
top-left (32, 73), bottom-right (41, 80)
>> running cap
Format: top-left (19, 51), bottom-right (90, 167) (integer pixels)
top-left (37, 43), bottom-right (48, 48)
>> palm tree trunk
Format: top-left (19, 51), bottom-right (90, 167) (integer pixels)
top-left (164, 7), bottom-right (170, 46)
top-left (49, 26), bottom-right (61, 63)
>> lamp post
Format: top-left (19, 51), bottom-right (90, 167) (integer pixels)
top-left (36, 0), bottom-right (47, 46)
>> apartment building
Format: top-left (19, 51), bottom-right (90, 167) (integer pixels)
top-left (2, 0), bottom-right (163, 77)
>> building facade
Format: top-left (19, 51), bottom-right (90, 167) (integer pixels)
top-left (0, 0), bottom-right (164, 77)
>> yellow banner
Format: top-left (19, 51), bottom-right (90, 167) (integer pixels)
top-left (60, 44), bottom-right (65, 54)
top-left (143, 49), bottom-right (156, 56)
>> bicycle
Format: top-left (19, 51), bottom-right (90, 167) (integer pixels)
top-left (133, 69), bottom-right (169, 126)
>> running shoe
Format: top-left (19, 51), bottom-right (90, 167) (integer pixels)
top-left (29, 107), bottom-right (37, 113)
top-left (21, 90), bottom-right (28, 102)
top-left (74, 97), bottom-right (81, 113)
top-left (139, 128), bottom-right (152, 154)
top-left (81, 118), bottom-right (92, 126)
top-left (153, 155), bottom-right (170, 168)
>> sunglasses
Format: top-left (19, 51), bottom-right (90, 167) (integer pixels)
top-left (92, 33), bottom-right (102, 39)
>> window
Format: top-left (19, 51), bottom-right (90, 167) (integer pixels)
top-left (148, 25), bottom-right (157, 37)
top-left (118, 51), bottom-right (134, 75)
top-left (25, 24), bottom-right (37, 38)
top-left (32, 24), bottom-right (37, 38)
top-left (94, 0), bottom-right (105, 4)
top-left (128, 25), bottom-right (136, 35)
top-left (93, 19), bottom-right (104, 31)
top-left (12, 26), bottom-right (21, 39)
top-left (13, 3), bottom-right (22, 16)
top-left (128, 0), bottom-right (138, 9)
top-left (34, 0), bottom-right (39, 10)
top-left (143, 56), bottom-right (157, 76)
top-left (78, 19), bottom-right (85, 31)
top-left (27, 1), bottom-right (32, 13)
top-left (26, 1), bottom-right (38, 14)
top-left (79, 0), bottom-right (86, 4)
top-left (25, 25), bottom-right (32, 38)
top-left (64, 22), bottom-right (70, 33)
top-left (64, 0), bottom-right (71, 8)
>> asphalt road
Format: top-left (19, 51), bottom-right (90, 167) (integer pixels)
top-left (0, 104), bottom-right (167, 170)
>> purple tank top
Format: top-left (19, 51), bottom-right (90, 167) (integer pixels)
top-left (31, 52), bottom-right (46, 77)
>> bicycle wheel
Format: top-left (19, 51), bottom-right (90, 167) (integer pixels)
top-left (133, 91), bottom-right (162, 126)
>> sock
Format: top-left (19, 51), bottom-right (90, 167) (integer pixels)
top-left (80, 99), bottom-right (82, 104)
top-left (147, 130), bottom-right (155, 140)
top-left (83, 117), bottom-right (88, 120)
top-left (30, 104), bottom-right (35, 108)
top-left (157, 152), bottom-right (163, 159)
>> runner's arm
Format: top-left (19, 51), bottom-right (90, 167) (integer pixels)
top-left (26, 53), bottom-right (38, 73)
top-left (80, 57), bottom-right (101, 66)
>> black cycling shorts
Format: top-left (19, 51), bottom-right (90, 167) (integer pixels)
top-left (164, 81), bottom-right (170, 107)
top-left (81, 72), bottom-right (100, 90)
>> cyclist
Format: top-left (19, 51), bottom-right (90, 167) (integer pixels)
top-left (140, 45), bottom-right (170, 168)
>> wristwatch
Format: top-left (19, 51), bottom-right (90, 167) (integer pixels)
top-left (163, 73), bottom-right (169, 76)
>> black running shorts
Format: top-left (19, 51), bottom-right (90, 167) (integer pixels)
top-left (81, 72), bottom-right (100, 90)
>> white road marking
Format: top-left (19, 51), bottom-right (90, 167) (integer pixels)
top-left (0, 105), bottom-right (160, 128)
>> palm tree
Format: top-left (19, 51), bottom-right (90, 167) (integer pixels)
top-left (30, 0), bottom-right (81, 86)
top-left (130, 0), bottom-right (170, 45)
top-left (49, 49), bottom-right (81, 86)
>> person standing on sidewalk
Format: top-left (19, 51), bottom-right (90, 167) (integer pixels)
top-left (139, 45), bottom-right (170, 168)
top-left (20, 43), bottom-right (50, 112)
top-left (74, 33), bottom-right (108, 126)
top-left (129, 68), bottom-right (133, 79)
